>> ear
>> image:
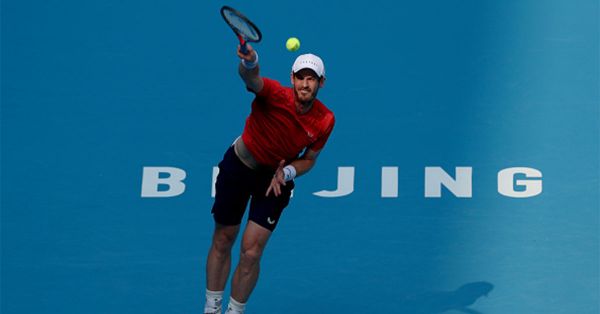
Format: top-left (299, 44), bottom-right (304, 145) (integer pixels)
top-left (319, 76), bottom-right (326, 88)
top-left (290, 72), bottom-right (294, 85)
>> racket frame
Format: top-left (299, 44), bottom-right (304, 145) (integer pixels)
top-left (220, 5), bottom-right (262, 54)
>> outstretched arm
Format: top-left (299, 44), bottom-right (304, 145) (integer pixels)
top-left (237, 43), bottom-right (264, 93)
top-left (266, 149), bottom-right (321, 197)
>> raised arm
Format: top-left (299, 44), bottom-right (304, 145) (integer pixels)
top-left (237, 43), bottom-right (264, 93)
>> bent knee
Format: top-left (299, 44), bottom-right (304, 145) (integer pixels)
top-left (212, 228), bottom-right (238, 253)
top-left (240, 247), bottom-right (262, 265)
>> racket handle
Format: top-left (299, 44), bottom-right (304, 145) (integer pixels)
top-left (240, 42), bottom-right (249, 54)
top-left (238, 35), bottom-right (249, 55)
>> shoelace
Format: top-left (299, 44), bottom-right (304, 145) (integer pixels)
top-left (204, 298), bottom-right (222, 314)
top-left (204, 307), bottom-right (221, 314)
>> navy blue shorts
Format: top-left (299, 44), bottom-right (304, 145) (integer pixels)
top-left (211, 146), bottom-right (294, 232)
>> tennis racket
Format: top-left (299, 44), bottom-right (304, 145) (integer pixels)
top-left (220, 5), bottom-right (262, 54)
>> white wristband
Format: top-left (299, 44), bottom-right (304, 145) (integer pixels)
top-left (283, 165), bottom-right (297, 182)
top-left (241, 51), bottom-right (259, 69)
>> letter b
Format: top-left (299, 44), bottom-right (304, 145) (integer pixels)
top-left (141, 167), bottom-right (187, 197)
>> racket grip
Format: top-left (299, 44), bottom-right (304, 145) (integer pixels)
top-left (240, 42), bottom-right (249, 54)
top-left (237, 34), bottom-right (249, 55)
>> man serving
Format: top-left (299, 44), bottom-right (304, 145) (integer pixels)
top-left (204, 44), bottom-right (335, 314)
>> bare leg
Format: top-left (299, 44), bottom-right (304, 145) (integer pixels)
top-left (206, 223), bottom-right (240, 291)
top-left (230, 221), bottom-right (272, 303)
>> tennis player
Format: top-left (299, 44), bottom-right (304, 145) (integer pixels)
top-left (203, 44), bottom-right (335, 314)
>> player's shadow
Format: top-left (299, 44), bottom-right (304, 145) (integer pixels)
top-left (396, 281), bottom-right (494, 314)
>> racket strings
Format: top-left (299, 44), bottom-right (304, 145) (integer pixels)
top-left (222, 8), bottom-right (261, 41)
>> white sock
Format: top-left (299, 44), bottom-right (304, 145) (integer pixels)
top-left (225, 297), bottom-right (246, 314)
top-left (204, 289), bottom-right (224, 314)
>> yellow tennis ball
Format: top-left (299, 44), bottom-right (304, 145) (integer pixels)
top-left (286, 37), bottom-right (300, 52)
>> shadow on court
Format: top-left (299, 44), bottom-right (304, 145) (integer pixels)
top-left (395, 281), bottom-right (494, 314)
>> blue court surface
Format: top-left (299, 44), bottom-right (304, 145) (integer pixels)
top-left (2, 0), bottom-right (598, 313)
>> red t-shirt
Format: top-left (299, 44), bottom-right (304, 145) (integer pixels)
top-left (241, 77), bottom-right (335, 168)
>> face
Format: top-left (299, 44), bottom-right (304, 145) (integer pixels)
top-left (291, 69), bottom-right (325, 105)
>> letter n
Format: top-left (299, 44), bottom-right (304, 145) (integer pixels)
top-left (425, 167), bottom-right (472, 198)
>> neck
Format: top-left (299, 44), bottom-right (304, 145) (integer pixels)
top-left (295, 101), bottom-right (313, 114)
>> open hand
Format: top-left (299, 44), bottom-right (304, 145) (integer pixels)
top-left (266, 160), bottom-right (286, 197)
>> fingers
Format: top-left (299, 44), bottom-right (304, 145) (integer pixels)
top-left (275, 177), bottom-right (282, 196)
top-left (265, 161), bottom-right (288, 197)
top-left (236, 44), bottom-right (255, 61)
top-left (266, 181), bottom-right (280, 197)
top-left (266, 178), bottom-right (283, 197)
top-left (277, 160), bottom-right (286, 186)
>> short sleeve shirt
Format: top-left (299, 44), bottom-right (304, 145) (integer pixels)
top-left (241, 77), bottom-right (335, 168)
